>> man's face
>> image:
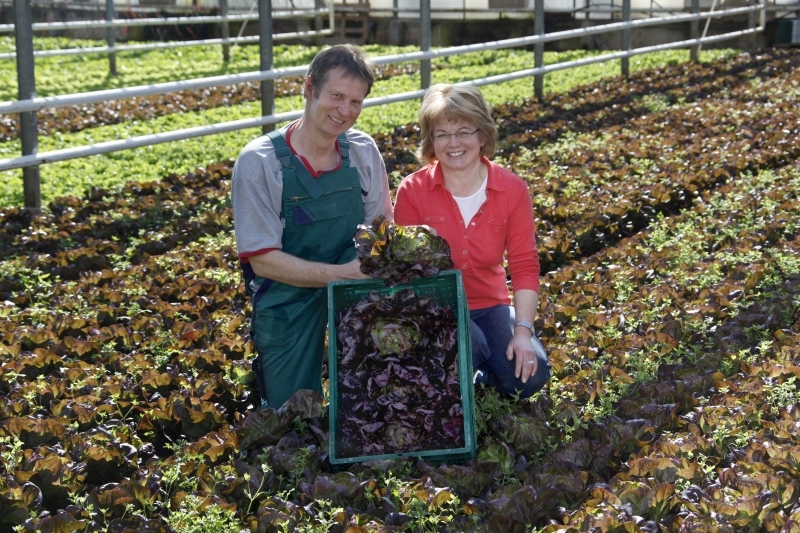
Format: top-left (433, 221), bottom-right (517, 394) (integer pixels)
top-left (305, 67), bottom-right (369, 138)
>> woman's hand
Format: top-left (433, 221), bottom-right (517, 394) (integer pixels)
top-left (506, 329), bottom-right (538, 383)
top-left (507, 289), bottom-right (539, 383)
top-left (419, 224), bottom-right (437, 236)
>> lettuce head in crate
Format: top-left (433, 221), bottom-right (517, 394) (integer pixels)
top-left (355, 215), bottom-right (454, 286)
top-left (335, 289), bottom-right (463, 458)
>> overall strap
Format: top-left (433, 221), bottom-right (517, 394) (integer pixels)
top-left (266, 130), bottom-right (293, 169)
top-left (268, 129), bottom-right (326, 200)
top-left (337, 132), bottom-right (351, 168)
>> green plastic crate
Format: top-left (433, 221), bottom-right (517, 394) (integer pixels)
top-left (777, 19), bottom-right (800, 45)
top-left (327, 270), bottom-right (476, 468)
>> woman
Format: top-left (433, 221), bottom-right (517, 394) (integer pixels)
top-left (393, 84), bottom-right (550, 399)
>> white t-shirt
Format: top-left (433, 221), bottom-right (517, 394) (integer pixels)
top-left (453, 178), bottom-right (488, 226)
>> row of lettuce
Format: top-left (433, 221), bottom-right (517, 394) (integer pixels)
top-left (0, 49), bottom-right (798, 531)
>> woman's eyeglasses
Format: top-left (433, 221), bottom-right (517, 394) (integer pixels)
top-left (431, 128), bottom-right (479, 143)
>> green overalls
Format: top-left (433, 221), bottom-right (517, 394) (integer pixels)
top-left (244, 129), bottom-right (364, 409)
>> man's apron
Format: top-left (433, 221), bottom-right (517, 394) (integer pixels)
top-left (242, 129), bottom-right (364, 409)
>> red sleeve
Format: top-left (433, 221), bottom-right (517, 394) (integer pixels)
top-left (238, 248), bottom-right (279, 263)
top-left (504, 172), bottom-right (540, 293)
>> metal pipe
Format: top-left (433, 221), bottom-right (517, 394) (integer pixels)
top-left (690, 0), bottom-right (699, 61)
top-left (331, 2), bottom-right (797, 12)
top-left (0, 8), bottom-right (331, 33)
top-left (0, 67), bottom-right (307, 115)
top-left (106, 0), bottom-right (117, 75)
top-left (534, 0), bottom-right (544, 101)
top-left (0, 1), bottom-right (264, 14)
top-left (0, 2), bottom-right (776, 41)
top-left (622, 0), bottom-right (631, 77)
top-left (314, 0), bottom-right (323, 46)
top-left (0, 25), bottom-right (763, 173)
top-left (328, 0), bottom-right (335, 41)
top-left (421, 0), bottom-right (431, 91)
top-left (564, 2), bottom-right (797, 12)
top-left (12, 0), bottom-right (41, 212)
top-left (221, 0), bottom-right (230, 62)
top-left (260, 0), bottom-right (274, 135)
top-left (0, 4), bottom-right (764, 115)
top-left (235, 0), bottom-right (259, 42)
top-left (0, 111), bottom-right (305, 171)
top-left (2, 1), bottom-right (796, 24)
top-left (293, 26), bottom-right (741, 93)
top-left (367, 4), bottom-right (763, 62)
top-left (0, 28), bottom-right (335, 60)
top-left (698, 0), bottom-right (721, 52)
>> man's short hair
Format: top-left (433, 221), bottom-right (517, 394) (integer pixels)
top-left (417, 84), bottom-right (498, 165)
top-left (306, 44), bottom-right (376, 98)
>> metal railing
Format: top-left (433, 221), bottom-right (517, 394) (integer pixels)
top-left (0, 33), bottom-right (765, 173)
top-left (2, 0), bottom-right (779, 210)
top-left (0, 30), bottom-right (331, 60)
top-left (0, 6), bottom-right (334, 60)
top-left (0, 0), bottom-right (228, 13)
top-left (0, 4), bottom-right (764, 118)
top-left (0, 9), bottom-right (327, 33)
top-left (571, 1), bottom-right (798, 14)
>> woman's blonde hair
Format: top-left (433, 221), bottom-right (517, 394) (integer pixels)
top-left (417, 84), bottom-right (498, 165)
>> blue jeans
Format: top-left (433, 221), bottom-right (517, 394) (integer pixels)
top-left (470, 305), bottom-right (551, 399)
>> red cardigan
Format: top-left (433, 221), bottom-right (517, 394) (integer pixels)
top-left (394, 157), bottom-right (540, 310)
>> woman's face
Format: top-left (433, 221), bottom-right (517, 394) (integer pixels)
top-left (431, 118), bottom-right (485, 174)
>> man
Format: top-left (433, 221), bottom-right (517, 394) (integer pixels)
top-left (231, 45), bottom-right (393, 409)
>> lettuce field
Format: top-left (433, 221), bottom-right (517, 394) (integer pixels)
top-left (1, 47), bottom-right (799, 532)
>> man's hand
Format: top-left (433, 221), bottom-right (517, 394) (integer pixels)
top-left (343, 258), bottom-right (371, 280)
top-left (506, 329), bottom-right (538, 383)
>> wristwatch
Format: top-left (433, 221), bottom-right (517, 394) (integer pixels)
top-left (514, 321), bottom-right (535, 335)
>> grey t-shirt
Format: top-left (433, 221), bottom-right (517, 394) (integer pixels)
top-left (231, 124), bottom-right (393, 258)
